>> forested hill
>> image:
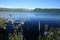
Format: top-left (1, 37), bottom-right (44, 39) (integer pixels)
top-left (0, 8), bottom-right (30, 12)
top-left (33, 8), bottom-right (60, 12)
top-left (0, 8), bottom-right (60, 12)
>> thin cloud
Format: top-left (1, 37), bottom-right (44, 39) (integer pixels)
top-left (0, 5), bottom-right (34, 10)
top-left (0, 5), bottom-right (20, 8)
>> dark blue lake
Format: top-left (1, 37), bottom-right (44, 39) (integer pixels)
top-left (0, 12), bottom-right (60, 25)
top-left (0, 12), bottom-right (60, 30)
top-left (0, 12), bottom-right (60, 29)
top-left (0, 12), bottom-right (60, 40)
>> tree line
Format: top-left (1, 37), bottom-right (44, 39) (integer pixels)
top-left (0, 8), bottom-right (60, 12)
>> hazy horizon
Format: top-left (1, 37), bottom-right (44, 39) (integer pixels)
top-left (0, 0), bottom-right (60, 9)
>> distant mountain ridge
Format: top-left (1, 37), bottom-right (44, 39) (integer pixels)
top-left (0, 8), bottom-right (30, 12)
top-left (33, 8), bottom-right (60, 12)
top-left (0, 8), bottom-right (60, 12)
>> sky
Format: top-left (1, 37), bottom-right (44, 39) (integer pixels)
top-left (0, 0), bottom-right (60, 9)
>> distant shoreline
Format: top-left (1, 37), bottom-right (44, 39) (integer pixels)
top-left (0, 8), bottom-right (60, 12)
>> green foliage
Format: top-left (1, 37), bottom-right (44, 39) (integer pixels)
top-left (9, 32), bottom-right (22, 40)
top-left (0, 18), bottom-right (5, 28)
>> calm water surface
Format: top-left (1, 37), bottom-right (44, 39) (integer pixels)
top-left (0, 12), bottom-right (60, 26)
top-left (0, 12), bottom-right (60, 40)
